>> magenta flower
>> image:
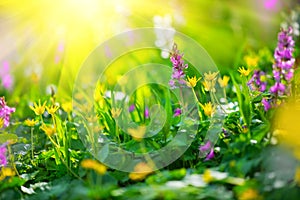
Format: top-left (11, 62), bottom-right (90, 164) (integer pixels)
top-left (262, 98), bottom-right (272, 111)
top-left (0, 144), bottom-right (7, 166)
top-left (173, 108), bottom-right (181, 117)
top-left (169, 44), bottom-right (188, 89)
top-left (128, 104), bottom-right (135, 112)
top-left (144, 107), bottom-right (149, 119)
top-left (199, 141), bottom-right (211, 152)
top-left (263, 0), bottom-right (278, 11)
top-left (0, 61), bottom-right (13, 90)
top-left (0, 97), bottom-right (15, 128)
top-left (248, 70), bottom-right (267, 92)
top-left (205, 148), bottom-right (215, 161)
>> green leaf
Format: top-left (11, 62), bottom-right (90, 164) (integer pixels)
top-left (0, 133), bottom-right (18, 144)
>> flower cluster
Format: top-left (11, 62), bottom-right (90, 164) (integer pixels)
top-left (270, 27), bottom-right (295, 96)
top-left (0, 97), bottom-right (15, 128)
top-left (169, 44), bottom-right (188, 89)
top-left (248, 70), bottom-right (267, 92)
top-left (199, 141), bottom-right (215, 161)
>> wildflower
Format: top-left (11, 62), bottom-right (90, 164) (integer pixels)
top-left (295, 167), bottom-right (300, 186)
top-left (81, 159), bottom-right (107, 175)
top-left (186, 76), bottom-right (201, 88)
top-left (218, 75), bottom-right (230, 88)
top-left (205, 148), bottom-right (215, 161)
top-left (248, 70), bottom-right (267, 92)
top-left (244, 55), bottom-right (259, 67)
top-left (29, 100), bottom-right (46, 116)
top-left (111, 107), bottom-right (122, 118)
top-left (0, 144), bottom-right (7, 166)
top-left (173, 108), bottom-right (181, 117)
top-left (40, 123), bottom-right (56, 137)
top-left (199, 141), bottom-right (211, 152)
top-left (24, 119), bottom-right (38, 127)
top-left (0, 61), bottom-right (13, 90)
top-left (238, 66), bottom-right (251, 76)
top-left (46, 104), bottom-right (60, 115)
top-left (204, 71), bottom-right (219, 82)
top-left (238, 188), bottom-right (260, 200)
top-left (202, 169), bottom-right (213, 183)
top-left (128, 126), bottom-right (146, 141)
top-left (129, 162), bottom-right (153, 181)
top-left (200, 102), bottom-right (215, 117)
top-left (0, 97), bottom-right (15, 128)
top-left (144, 107), bottom-right (149, 118)
top-left (0, 167), bottom-right (15, 181)
top-left (169, 44), bottom-right (188, 88)
top-left (270, 27), bottom-right (295, 96)
top-left (128, 104), bottom-right (135, 112)
top-left (61, 101), bottom-right (72, 113)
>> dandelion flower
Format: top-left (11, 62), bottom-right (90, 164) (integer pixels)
top-left (29, 100), bottom-right (46, 116)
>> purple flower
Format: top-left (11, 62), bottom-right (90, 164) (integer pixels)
top-left (262, 98), bottom-right (271, 111)
top-left (270, 82), bottom-right (285, 94)
top-left (144, 107), bottom-right (149, 119)
top-left (173, 108), bottom-right (181, 117)
top-left (263, 0), bottom-right (278, 11)
top-left (199, 141), bottom-right (211, 152)
top-left (0, 61), bottom-right (13, 90)
top-left (248, 70), bottom-right (267, 92)
top-left (0, 97), bottom-right (15, 128)
top-left (0, 144), bottom-right (7, 166)
top-left (169, 44), bottom-right (188, 88)
top-left (129, 104), bottom-right (135, 112)
top-left (205, 148), bottom-right (215, 161)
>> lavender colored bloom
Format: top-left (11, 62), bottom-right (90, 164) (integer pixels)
top-left (144, 107), bottom-right (149, 118)
top-left (248, 70), bottom-right (267, 92)
top-left (0, 144), bottom-right (7, 166)
top-left (173, 108), bottom-right (181, 117)
top-left (262, 98), bottom-right (271, 111)
top-left (0, 61), bottom-right (13, 90)
top-left (169, 44), bottom-right (188, 89)
top-left (128, 104), bottom-right (135, 112)
top-left (263, 0), bottom-right (278, 11)
top-left (205, 148), bottom-right (215, 161)
top-left (199, 141), bottom-right (211, 152)
top-left (271, 27), bottom-right (295, 96)
top-left (0, 97), bottom-right (15, 128)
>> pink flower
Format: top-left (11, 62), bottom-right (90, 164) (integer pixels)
top-left (0, 97), bottom-right (15, 128)
top-left (0, 144), bottom-right (7, 166)
top-left (173, 108), bottom-right (181, 117)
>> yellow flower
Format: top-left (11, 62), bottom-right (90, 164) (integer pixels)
top-left (61, 101), bottom-right (72, 113)
top-left (111, 107), bottom-right (122, 118)
top-left (238, 67), bottom-right (251, 77)
top-left (244, 55), bottom-right (259, 67)
top-left (128, 126), bottom-right (146, 141)
top-left (46, 104), bottom-right (60, 115)
top-left (218, 75), bottom-right (230, 88)
top-left (0, 118), bottom-right (4, 129)
top-left (204, 71), bottom-right (219, 82)
top-left (29, 100), bottom-right (47, 116)
top-left (129, 162), bottom-right (153, 181)
top-left (40, 123), bottom-right (56, 136)
top-left (203, 169), bottom-right (213, 183)
top-left (238, 189), bottom-right (260, 200)
top-left (81, 159), bottom-right (107, 175)
top-left (186, 76), bottom-right (201, 88)
top-left (202, 80), bottom-right (216, 92)
top-left (24, 119), bottom-right (38, 127)
top-left (0, 167), bottom-right (16, 181)
top-left (295, 167), bottom-right (300, 186)
top-left (200, 102), bottom-right (215, 117)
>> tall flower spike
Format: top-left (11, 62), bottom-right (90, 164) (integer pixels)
top-left (0, 97), bottom-right (15, 128)
top-left (169, 44), bottom-right (188, 89)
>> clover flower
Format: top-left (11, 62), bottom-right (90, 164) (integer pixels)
top-left (169, 44), bottom-right (188, 89)
top-left (0, 97), bottom-right (15, 128)
top-left (248, 70), bottom-right (267, 92)
top-left (270, 27), bottom-right (295, 96)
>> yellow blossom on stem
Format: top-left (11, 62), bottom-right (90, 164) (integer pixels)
top-left (204, 71), bottom-right (219, 82)
top-left (218, 75), bottom-right (230, 88)
top-left (128, 126), bottom-right (146, 141)
top-left (203, 169), bottom-right (213, 183)
top-left (238, 188), bottom-right (260, 200)
top-left (0, 167), bottom-right (16, 181)
top-left (40, 123), bottom-right (56, 136)
top-left (200, 102), bottom-right (215, 117)
top-left (238, 67), bottom-right (251, 77)
top-left (129, 162), bottom-right (153, 181)
top-left (24, 119), bottom-right (38, 127)
top-left (0, 118), bottom-right (4, 129)
top-left (186, 76), bottom-right (201, 88)
top-left (111, 107), bottom-right (122, 118)
top-left (81, 159), bottom-right (107, 175)
top-left (61, 101), bottom-right (72, 113)
top-left (244, 55), bottom-right (259, 67)
top-left (46, 104), bottom-right (60, 115)
top-left (29, 100), bottom-right (47, 116)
